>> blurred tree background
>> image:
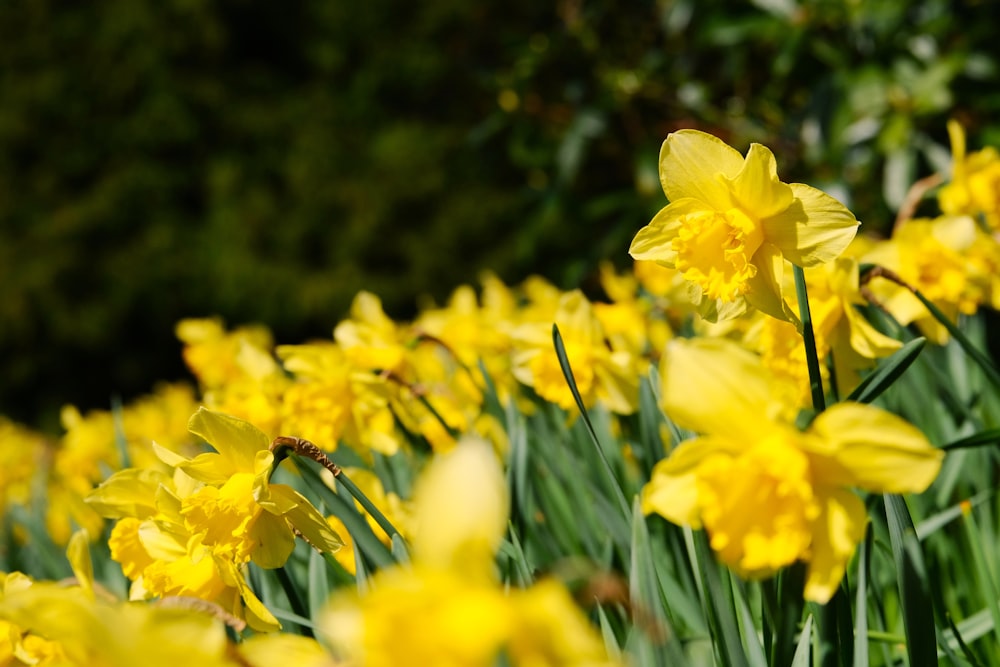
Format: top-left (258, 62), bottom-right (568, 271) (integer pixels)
top-left (2, 0), bottom-right (999, 431)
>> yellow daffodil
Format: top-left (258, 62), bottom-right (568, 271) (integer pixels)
top-left (630, 129), bottom-right (859, 322)
top-left (87, 408), bottom-right (342, 631)
top-left (176, 318), bottom-right (287, 434)
top-left (319, 438), bottom-right (618, 666)
top-left (744, 257), bottom-right (902, 404)
top-left (277, 342), bottom-right (402, 457)
top-left (511, 290), bottom-right (639, 414)
top-left (642, 337), bottom-right (943, 602)
top-left (862, 215), bottom-right (982, 344)
top-left (939, 119), bottom-right (1000, 230)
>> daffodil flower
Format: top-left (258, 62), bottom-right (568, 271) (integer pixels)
top-left (319, 439), bottom-right (619, 666)
top-left (642, 337), bottom-right (943, 602)
top-left (159, 408), bottom-right (343, 569)
top-left (630, 129), bottom-right (859, 322)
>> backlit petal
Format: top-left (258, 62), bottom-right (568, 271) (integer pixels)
top-left (188, 408), bottom-right (269, 475)
top-left (725, 143), bottom-right (794, 219)
top-left (659, 130), bottom-right (744, 204)
top-left (660, 337), bottom-right (774, 440)
top-left (762, 184), bottom-right (859, 266)
top-left (629, 199), bottom-right (710, 264)
top-left (806, 403), bottom-right (943, 492)
top-left (641, 436), bottom-right (738, 527)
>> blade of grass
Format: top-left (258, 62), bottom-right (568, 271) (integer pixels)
top-left (629, 496), bottom-right (689, 666)
top-left (911, 289), bottom-right (1000, 390)
top-left (941, 428), bottom-right (1000, 451)
top-left (846, 338), bottom-right (927, 404)
top-left (853, 525), bottom-right (871, 667)
top-left (552, 324), bottom-right (631, 519)
top-left (790, 614), bottom-right (813, 667)
top-left (884, 493), bottom-right (937, 667)
top-left (690, 529), bottom-right (749, 667)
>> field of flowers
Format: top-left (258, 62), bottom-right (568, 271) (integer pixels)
top-left (2, 121), bottom-right (1000, 665)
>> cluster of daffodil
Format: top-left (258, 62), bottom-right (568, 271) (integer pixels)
top-left (1, 122), bottom-right (999, 664)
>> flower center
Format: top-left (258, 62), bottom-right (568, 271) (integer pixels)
top-left (670, 207), bottom-right (764, 302)
top-left (696, 431), bottom-right (819, 576)
top-left (181, 472), bottom-right (261, 563)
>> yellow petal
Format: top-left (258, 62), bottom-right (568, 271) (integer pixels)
top-left (660, 337), bottom-right (774, 440)
top-left (249, 512), bottom-right (296, 569)
top-left (188, 407), bottom-right (269, 475)
top-left (806, 403), bottom-right (943, 493)
top-left (804, 487), bottom-right (867, 603)
top-left (725, 143), bottom-right (794, 219)
top-left (762, 183), bottom-right (859, 266)
top-left (270, 484), bottom-right (344, 553)
top-left (629, 199), bottom-right (709, 264)
top-left (659, 129), bottom-right (744, 204)
top-left (85, 468), bottom-right (169, 519)
top-left (411, 438), bottom-right (509, 580)
top-left (641, 436), bottom-right (738, 527)
top-left (744, 245), bottom-right (799, 324)
top-left (66, 530), bottom-right (95, 599)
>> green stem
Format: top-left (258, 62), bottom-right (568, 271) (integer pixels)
top-left (793, 265), bottom-right (826, 413)
top-left (336, 469), bottom-right (401, 541)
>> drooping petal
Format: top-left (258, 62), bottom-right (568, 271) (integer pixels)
top-left (659, 129), bottom-right (745, 204)
top-left (187, 407), bottom-right (269, 476)
top-left (248, 511), bottom-right (296, 569)
top-left (85, 468), bottom-right (169, 519)
top-left (660, 337), bottom-right (776, 441)
top-left (806, 403), bottom-right (943, 493)
top-left (744, 244), bottom-right (799, 324)
top-left (761, 183), bottom-right (859, 266)
top-left (269, 484), bottom-right (344, 553)
top-left (803, 487), bottom-right (868, 603)
top-left (725, 143), bottom-right (794, 220)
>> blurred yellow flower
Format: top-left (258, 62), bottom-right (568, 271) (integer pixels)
top-left (320, 439), bottom-right (618, 666)
top-left (939, 119), bottom-right (1000, 230)
top-left (511, 290), bottom-right (639, 414)
top-left (630, 129), bottom-right (858, 322)
top-left (642, 338), bottom-right (943, 602)
top-left (862, 215), bottom-right (982, 344)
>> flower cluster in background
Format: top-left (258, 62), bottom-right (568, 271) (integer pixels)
top-left (1, 123), bottom-right (1000, 664)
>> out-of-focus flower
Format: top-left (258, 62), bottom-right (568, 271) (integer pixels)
top-left (862, 215), bottom-right (984, 344)
top-left (630, 129), bottom-right (858, 322)
top-left (278, 342), bottom-right (402, 457)
top-left (176, 318), bottom-right (286, 434)
top-left (939, 120), bottom-right (1000, 230)
top-left (511, 290), bottom-right (639, 414)
top-left (744, 257), bottom-right (902, 404)
top-left (320, 439), bottom-right (619, 666)
top-left (642, 338), bottom-right (943, 602)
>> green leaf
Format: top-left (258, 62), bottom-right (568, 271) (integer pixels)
top-left (941, 428), bottom-right (1000, 451)
top-left (552, 324), bottom-right (631, 519)
top-left (884, 494), bottom-right (937, 666)
top-left (629, 497), bottom-right (689, 666)
top-left (847, 338), bottom-right (926, 404)
top-left (790, 614), bottom-right (813, 667)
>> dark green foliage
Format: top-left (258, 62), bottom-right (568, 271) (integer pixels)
top-left (1, 0), bottom-right (998, 428)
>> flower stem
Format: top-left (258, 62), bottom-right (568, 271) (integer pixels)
top-left (793, 265), bottom-right (826, 413)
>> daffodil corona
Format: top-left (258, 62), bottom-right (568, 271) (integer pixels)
top-left (630, 129), bottom-right (859, 322)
